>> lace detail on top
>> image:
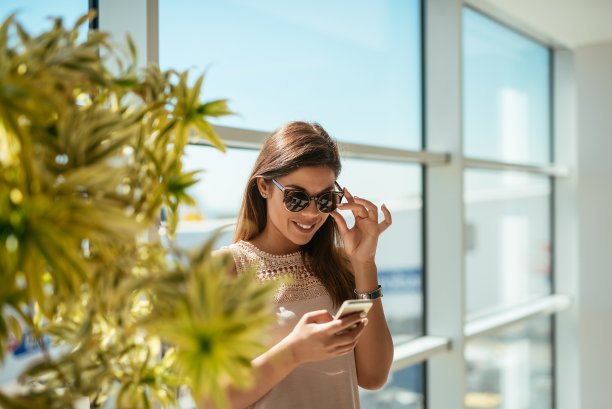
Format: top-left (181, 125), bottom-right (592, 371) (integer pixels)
top-left (226, 241), bottom-right (328, 304)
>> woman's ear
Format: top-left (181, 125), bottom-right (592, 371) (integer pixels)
top-left (256, 178), bottom-right (269, 199)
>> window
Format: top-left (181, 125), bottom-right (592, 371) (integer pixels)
top-left (176, 146), bottom-right (258, 249)
top-left (466, 317), bottom-right (553, 409)
top-left (334, 159), bottom-right (423, 342)
top-left (464, 170), bottom-right (552, 315)
top-left (361, 364), bottom-right (424, 408)
top-left (462, 7), bottom-right (554, 409)
top-left (159, 0), bottom-right (422, 150)
top-left (178, 152), bottom-right (425, 318)
top-left (463, 7), bottom-right (551, 165)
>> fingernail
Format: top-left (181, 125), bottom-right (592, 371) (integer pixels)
top-left (363, 318), bottom-right (368, 326)
top-left (360, 312), bottom-right (367, 318)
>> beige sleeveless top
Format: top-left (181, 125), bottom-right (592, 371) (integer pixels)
top-left (226, 240), bottom-right (361, 409)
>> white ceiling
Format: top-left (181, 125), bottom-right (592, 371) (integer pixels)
top-left (471, 0), bottom-right (612, 49)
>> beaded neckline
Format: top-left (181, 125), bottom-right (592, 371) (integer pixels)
top-left (230, 240), bottom-right (326, 304)
top-left (238, 240), bottom-right (303, 260)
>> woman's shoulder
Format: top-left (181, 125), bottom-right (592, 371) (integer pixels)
top-left (212, 246), bottom-right (234, 258)
top-left (214, 241), bottom-right (253, 276)
top-left (215, 240), bottom-right (250, 260)
top-left (212, 244), bottom-right (240, 277)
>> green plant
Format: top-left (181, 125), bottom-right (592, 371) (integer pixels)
top-left (0, 12), bottom-right (276, 409)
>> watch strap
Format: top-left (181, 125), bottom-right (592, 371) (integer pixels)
top-left (354, 285), bottom-right (383, 300)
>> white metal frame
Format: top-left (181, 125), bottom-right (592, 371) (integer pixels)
top-left (464, 157), bottom-right (570, 178)
top-left (552, 48), bottom-right (580, 409)
top-left (392, 336), bottom-right (451, 372)
top-left (465, 294), bottom-right (572, 341)
top-left (98, 1), bottom-right (577, 408)
top-left (424, 1), bottom-right (468, 407)
top-left (191, 126), bottom-right (451, 166)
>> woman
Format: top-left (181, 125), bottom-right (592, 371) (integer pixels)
top-left (210, 121), bottom-right (393, 409)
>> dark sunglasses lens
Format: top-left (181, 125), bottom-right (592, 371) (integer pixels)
top-left (317, 192), bottom-right (341, 213)
top-left (284, 191), bottom-right (310, 212)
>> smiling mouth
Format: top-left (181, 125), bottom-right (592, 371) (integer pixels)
top-left (293, 221), bottom-right (315, 231)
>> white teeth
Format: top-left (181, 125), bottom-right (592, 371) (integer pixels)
top-left (295, 222), bottom-right (314, 230)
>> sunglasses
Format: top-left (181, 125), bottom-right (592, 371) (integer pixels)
top-left (271, 179), bottom-right (344, 213)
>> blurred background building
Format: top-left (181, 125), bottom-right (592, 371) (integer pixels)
top-left (1, 1), bottom-right (610, 408)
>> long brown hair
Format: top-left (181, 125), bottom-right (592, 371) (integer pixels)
top-left (234, 121), bottom-right (354, 306)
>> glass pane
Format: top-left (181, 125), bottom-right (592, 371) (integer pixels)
top-left (0, 0), bottom-right (89, 38)
top-left (177, 148), bottom-right (424, 339)
top-left (159, 0), bottom-right (422, 150)
top-left (463, 7), bottom-right (551, 165)
top-left (360, 364), bottom-right (424, 409)
top-left (175, 146), bottom-right (258, 249)
top-left (466, 316), bottom-right (553, 409)
top-left (340, 158), bottom-right (422, 341)
top-left (464, 169), bottom-right (551, 316)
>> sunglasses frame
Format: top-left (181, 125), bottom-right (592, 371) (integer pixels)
top-left (271, 179), bottom-right (344, 213)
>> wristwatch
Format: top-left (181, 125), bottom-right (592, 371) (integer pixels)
top-left (354, 285), bottom-right (383, 300)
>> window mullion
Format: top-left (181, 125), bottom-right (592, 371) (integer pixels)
top-left (424, 1), bottom-right (466, 409)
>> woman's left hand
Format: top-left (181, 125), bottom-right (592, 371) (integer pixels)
top-left (330, 188), bottom-right (392, 265)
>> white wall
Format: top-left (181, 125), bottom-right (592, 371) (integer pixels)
top-left (574, 41), bottom-right (612, 409)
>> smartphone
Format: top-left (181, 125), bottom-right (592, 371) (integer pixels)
top-left (333, 299), bottom-right (374, 320)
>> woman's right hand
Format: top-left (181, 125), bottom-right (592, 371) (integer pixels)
top-left (205, 310), bottom-right (366, 409)
top-left (281, 310), bottom-right (368, 365)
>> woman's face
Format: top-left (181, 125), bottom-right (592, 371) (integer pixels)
top-left (257, 165), bottom-right (337, 251)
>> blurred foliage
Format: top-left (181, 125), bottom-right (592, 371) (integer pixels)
top-left (0, 12), bottom-right (277, 409)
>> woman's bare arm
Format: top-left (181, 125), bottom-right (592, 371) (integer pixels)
top-left (352, 262), bottom-right (394, 390)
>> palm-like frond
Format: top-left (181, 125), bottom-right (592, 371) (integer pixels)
top-left (0, 12), bottom-right (275, 409)
top-left (152, 245), bottom-right (278, 408)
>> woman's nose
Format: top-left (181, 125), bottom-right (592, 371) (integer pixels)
top-left (303, 198), bottom-right (319, 215)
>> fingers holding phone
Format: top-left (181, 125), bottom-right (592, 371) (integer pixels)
top-left (282, 304), bottom-right (370, 364)
top-left (332, 299), bottom-right (372, 335)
